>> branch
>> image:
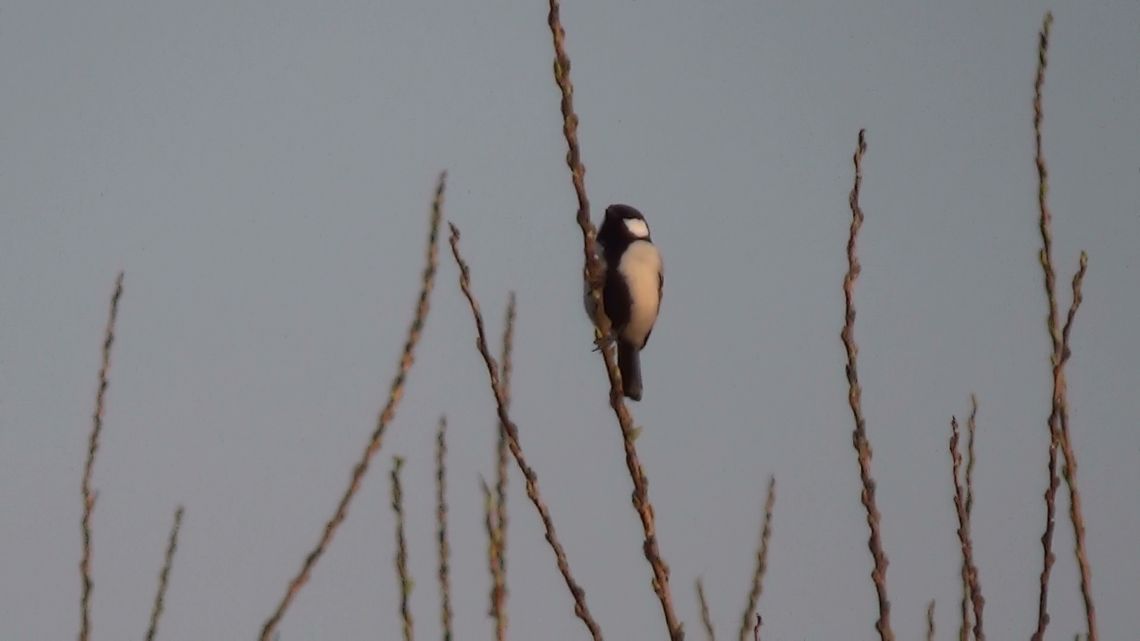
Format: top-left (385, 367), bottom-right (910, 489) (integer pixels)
top-left (449, 223), bottom-right (604, 641)
top-left (1059, 254), bottom-right (1094, 641)
top-left (1030, 32), bottom-right (1057, 639)
top-left (491, 293), bottom-right (516, 640)
top-left (738, 477), bottom-right (776, 641)
top-left (481, 478), bottom-right (504, 640)
top-left (840, 130), bottom-right (894, 641)
top-left (144, 506), bottom-right (184, 641)
top-left (696, 578), bottom-right (716, 641)
top-left (436, 418), bottom-right (453, 641)
top-left (1030, 13), bottom-right (1097, 641)
top-left (926, 600), bottom-right (936, 641)
top-left (392, 457), bottom-right (414, 641)
top-left (79, 271), bottom-right (125, 641)
top-left (259, 173), bottom-right (445, 640)
top-left (545, 3), bottom-right (682, 637)
top-left (950, 417), bottom-right (984, 641)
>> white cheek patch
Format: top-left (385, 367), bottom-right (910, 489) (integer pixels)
top-left (623, 218), bottom-right (650, 238)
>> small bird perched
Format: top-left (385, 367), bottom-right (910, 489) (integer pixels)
top-left (586, 204), bottom-right (664, 401)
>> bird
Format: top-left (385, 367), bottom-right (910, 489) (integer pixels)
top-left (586, 203), bottom-right (663, 401)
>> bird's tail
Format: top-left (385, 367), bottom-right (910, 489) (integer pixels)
top-left (617, 340), bottom-right (643, 401)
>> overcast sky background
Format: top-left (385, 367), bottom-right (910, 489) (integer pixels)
top-left (2, 1), bottom-right (1138, 639)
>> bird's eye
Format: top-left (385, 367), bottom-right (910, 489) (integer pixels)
top-left (623, 218), bottom-right (650, 238)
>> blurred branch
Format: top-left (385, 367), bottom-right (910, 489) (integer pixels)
top-left (436, 418), bottom-right (453, 641)
top-left (738, 477), bottom-right (776, 641)
top-left (481, 478), bottom-right (502, 638)
top-left (144, 506), bottom-right (184, 641)
top-left (259, 173), bottom-right (445, 641)
top-left (392, 457), bottom-right (414, 641)
top-left (79, 271), bottom-right (125, 641)
top-left (696, 578), bottom-right (716, 641)
top-left (927, 600), bottom-right (936, 641)
top-left (491, 293), bottom-right (516, 640)
top-left (950, 417), bottom-right (985, 641)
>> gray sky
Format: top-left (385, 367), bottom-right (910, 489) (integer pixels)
top-left (2, 1), bottom-right (1138, 639)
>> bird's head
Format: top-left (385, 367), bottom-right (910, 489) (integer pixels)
top-left (600, 204), bottom-right (651, 243)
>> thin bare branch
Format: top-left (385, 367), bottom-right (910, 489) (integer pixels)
top-left (965, 395), bottom-right (978, 516)
top-left (1034, 438), bottom-right (1061, 641)
top-left (259, 173), bottom-right (445, 641)
top-left (436, 417), bottom-right (453, 641)
top-left (491, 292), bottom-right (516, 640)
top-left (144, 506), bottom-right (184, 641)
top-left (449, 223), bottom-right (603, 641)
top-left (546, 0), bottom-right (592, 250)
top-left (927, 600), bottom-right (936, 641)
top-left (950, 417), bottom-right (985, 641)
top-left (545, 3), bottom-right (683, 638)
top-left (738, 477), bottom-right (776, 641)
top-left (840, 130), bottom-right (894, 641)
top-left (79, 271), bottom-right (124, 641)
top-left (959, 396), bottom-right (978, 641)
top-left (967, 399), bottom-right (982, 641)
top-left (480, 477), bottom-right (501, 635)
top-left (696, 578), bottom-right (716, 641)
top-left (1030, 26), bottom-right (1058, 640)
top-left (1030, 13), bottom-right (1097, 641)
top-left (392, 457), bottom-right (414, 641)
top-left (1059, 253), bottom-right (1094, 641)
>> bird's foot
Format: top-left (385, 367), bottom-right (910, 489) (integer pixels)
top-left (592, 331), bottom-right (617, 353)
top-left (584, 265), bottom-right (606, 294)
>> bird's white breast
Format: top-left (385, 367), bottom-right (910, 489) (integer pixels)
top-left (618, 240), bottom-right (662, 346)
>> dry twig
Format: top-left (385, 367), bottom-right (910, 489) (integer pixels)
top-left (965, 396), bottom-right (978, 516)
top-left (950, 417), bottom-right (985, 641)
top-left (738, 477), bottom-right (776, 641)
top-left (1031, 17), bottom-right (1061, 641)
top-left (545, 2), bottom-right (682, 637)
top-left (436, 418), bottom-right (453, 641)
top-left (79, 271), bottom-right (124, 641)
top-left (696, 578), bottom-right (716, 641)
top-left (480, 477), bottom-right (500, 629)
top-left (1059, 254), bottom-right (1094, 641)
top-left (1029, 13), bottom-right (1097, 641)
top-left (481, 478), bottom-right (505, 640)
top-left (926, 600), bottom-right (936, 641)
top-left (840, 130), bottom-right (895, 641)
top-left (392, 457), bottom-right (414, 641)
top-left (491, 293), bottom-right (516, 640)
top-left (449, 223), bottom-right (603, 641)
top-left (259, 173), bottom-right (445, 641)
top-left (144, 506), bottom-right (184, 641)
top-left (478, 476), bottom-right (503, 627)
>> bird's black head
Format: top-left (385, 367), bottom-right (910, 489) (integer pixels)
top-left (598, 204), bottom-right (652, 248)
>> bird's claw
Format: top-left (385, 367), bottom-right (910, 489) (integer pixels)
top-left (593, 332), bottom-right (617, 352)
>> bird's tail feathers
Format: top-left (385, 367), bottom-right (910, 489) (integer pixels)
top-left (617, 340), bottom-right (643, 401)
